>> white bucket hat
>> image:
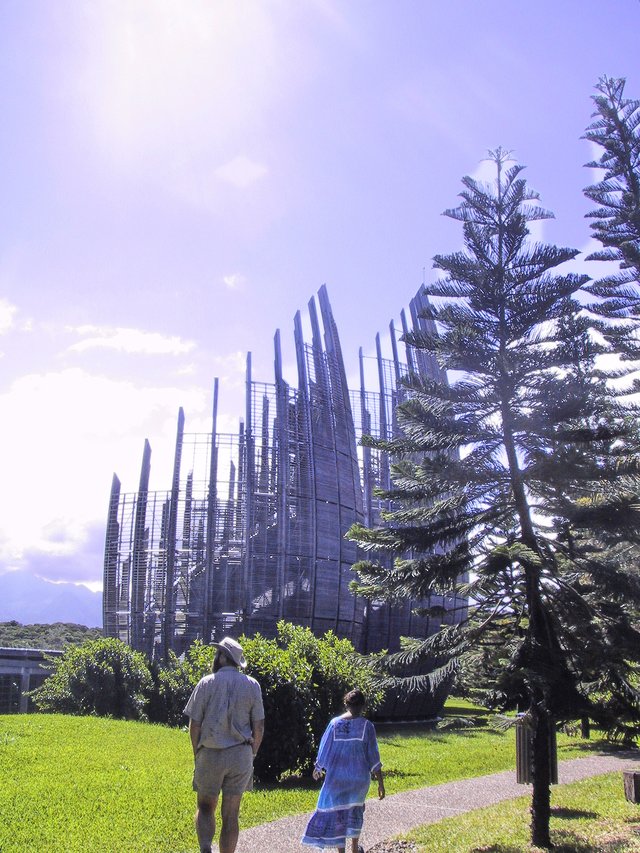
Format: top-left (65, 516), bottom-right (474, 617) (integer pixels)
top-left (212, 636), bottom-right (247, 669)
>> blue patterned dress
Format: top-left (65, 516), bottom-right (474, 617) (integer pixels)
top-left (301, 715), bottom-right (382, 849)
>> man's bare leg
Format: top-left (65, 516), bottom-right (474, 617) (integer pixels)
top-left (195, 793), bottom-right (218, 852)
top-left (219, 792), bottom-right (243, 853)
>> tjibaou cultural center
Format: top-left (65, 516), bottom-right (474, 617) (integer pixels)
top-left (103, 286), bottom-right (467, 667)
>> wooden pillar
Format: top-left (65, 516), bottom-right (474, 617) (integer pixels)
top-left (243, 353), bottom-right (255, 618)
top-left (131, 440), bottom-right (151, 651)
top-left (204, 380), bottom-right (219, 643)
top-left (163, 409), bottom-right (184, 660)
top-left (274, 329), bottom-right (288, 619)
top-left (103, 473), bottom-right (121, 637)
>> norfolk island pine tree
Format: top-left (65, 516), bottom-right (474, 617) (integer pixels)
top-left (583, 75), bottom-right (640, 326)
top-left (348, 148), bottom-right (640, 849)
top-left (454, 115), bottom-right (640, 727)
top-left (574, 76), bottom-right (640, 550)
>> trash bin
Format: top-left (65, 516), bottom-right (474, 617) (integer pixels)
top-left (516, 714), bottom-right (558, 785)
top-left (623, 770), bottom-right (640, 803)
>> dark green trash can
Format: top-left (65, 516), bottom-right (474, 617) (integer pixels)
top-left (623, 770), bottom-right (640, 803)
top-left (516, 714), bottom-right (558, 785)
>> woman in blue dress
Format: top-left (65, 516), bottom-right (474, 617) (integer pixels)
top-left (302, 689), bottom-right (385, 853)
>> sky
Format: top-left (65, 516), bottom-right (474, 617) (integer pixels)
top-left (1, 0), bottom-right (639, 594)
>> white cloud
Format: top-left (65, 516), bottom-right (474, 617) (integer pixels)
top-left (222, 273), bottom-right (246, 291)
top-left (0, 367), bottom-right (209, 580)
top-left (67, 325), bottom-right (195, 355)
top-left (0, 298), bottom-right (17, 334)
top-left (215, 156), bottom-right (268, 189)
top-left (212, 350), bottom-right (246, 384)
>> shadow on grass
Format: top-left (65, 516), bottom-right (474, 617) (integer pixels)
top-left (438, 716), bottom-right (490, 732)
top-left (437, 729), bottom-right (504, 740)
top-left (444, 704), bottom-right (490, 719)
top-left (379, 728), bottom-right (505, 747)
top-left (471, 846), bottom-right (526, 852)
top-left (471, 842), bottom-right (613, 853)
top-left (376, 723), bottom-right (439, 737)
top-left (377, 738), bottom-right (406, 749)
top-left (257, 764), bottom-right (423, 789)
top-left (257, 775), bottom-right (318, 792)
top-left (381, 768), bottom-right (422, 780)
top-left (563, 740), bottom-right (640, 758)
top-left (551, 830), bottom-right (635, 851)
top-left (551, 807), bottom-right (598, 819)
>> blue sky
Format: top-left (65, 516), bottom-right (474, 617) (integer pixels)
top-left (1, 0), bottom-right (639, 591)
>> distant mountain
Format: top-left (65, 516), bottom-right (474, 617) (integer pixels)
top-left (0, 571), bottom-right (102, 628)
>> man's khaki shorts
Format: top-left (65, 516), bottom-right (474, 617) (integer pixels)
top-left (193, 744), bottom-right (254, 797)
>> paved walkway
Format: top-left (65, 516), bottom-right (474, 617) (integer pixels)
top-left (217, 751), bottom-right (640, 853)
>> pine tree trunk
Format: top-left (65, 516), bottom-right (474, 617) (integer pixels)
top-left (530, 699), bottom-right (553, 849)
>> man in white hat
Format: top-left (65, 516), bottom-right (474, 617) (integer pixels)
top-left (184, 637), bottom-right (265, 853)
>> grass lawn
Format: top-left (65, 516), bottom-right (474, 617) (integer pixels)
top-left (400, 771), bottom-right (640, 851)
top-left (443, 696), bottom-right (494, 718)
top-left (0, 713), bottom-right (608, 853)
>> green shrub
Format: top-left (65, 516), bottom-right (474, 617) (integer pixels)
top-left (240, 631), bottom-right (312, 783)
top-left (31, 638), bottom-right (152, 720)
top-left (241, 622), bottom-right (382, 783)
top-left (271, 621), bottom-right (382, 748)
top-left (146, 641), bottom-right (214, 726)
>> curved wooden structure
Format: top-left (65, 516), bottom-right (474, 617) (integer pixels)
top-left (103, 286), bottom-right (467, 666)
